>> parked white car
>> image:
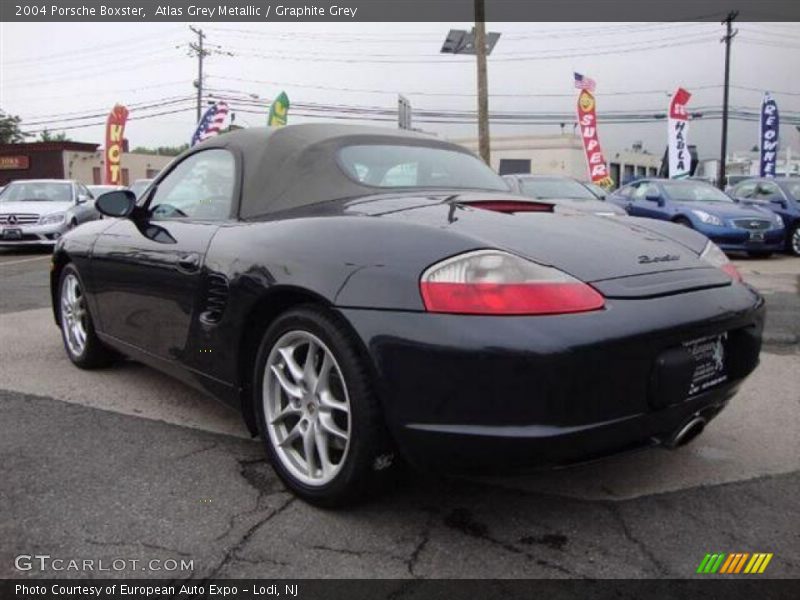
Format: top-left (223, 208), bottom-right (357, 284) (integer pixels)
top-left (0, 179), bottom-right (100, 246)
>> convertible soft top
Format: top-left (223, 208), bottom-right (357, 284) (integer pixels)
top-left (196, 123), bottom-right (470, 219)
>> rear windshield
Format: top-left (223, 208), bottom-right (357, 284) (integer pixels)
top-left (338, 144), bottom-right (508, 191)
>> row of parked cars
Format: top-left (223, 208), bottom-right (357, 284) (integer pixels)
top-left (0, 178), bottom-right (153, 246)
top-left (505, 174), bottom-right (800, 257)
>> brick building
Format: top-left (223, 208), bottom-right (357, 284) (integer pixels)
top-left (0, 141), bottom-right (173, 186)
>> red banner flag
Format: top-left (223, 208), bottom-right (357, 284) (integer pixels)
top-left (104, 104), bottom-right (129, 185)
top-left (576, 90), bottom-right (613, 188)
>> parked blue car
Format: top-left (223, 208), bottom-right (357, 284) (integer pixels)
top-left (608, 179), bottom-right (785, 257)
top-left (729, 177), bottom-right (800, 256)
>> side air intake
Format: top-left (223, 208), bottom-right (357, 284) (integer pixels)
top-left (200, 273), bottom-right (229, 324)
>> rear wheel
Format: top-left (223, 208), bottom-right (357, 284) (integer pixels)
top-left (254, 305), bottom-right (398, 506)
top-left (787, 224), bottom-right (800, 257)
top-left (58, 264), bottom-right (117, 368)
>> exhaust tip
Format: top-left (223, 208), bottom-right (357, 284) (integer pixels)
top-left (666, 416), bottom-right (707, 449)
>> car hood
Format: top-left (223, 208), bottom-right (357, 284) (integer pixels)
top-left (673, 201), bottom-right (771, 220)
top-left (0, 201), bottom-right (72, 216)
top-left (349, 192), bottom-right (717, 283)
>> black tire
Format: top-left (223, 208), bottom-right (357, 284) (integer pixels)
top-left (57, 264), bottom-right (117, 369)
top-left (747, 251), bottom-right (773, 258)
top-left (254, 305), bottom-right (398, 506)
top-left (787, 224), bottom-right (800, 257)
top-left (674, 217), bottom-right (693, 228)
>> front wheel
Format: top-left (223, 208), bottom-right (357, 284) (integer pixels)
top-left (254, 306), bottom-right (398, 506)
top-left (58, 264), bottom-right (116, 369)
top-left (674, 217), bottom-right (693, 229)
top-left (787, 224), bottom-right (800, 257)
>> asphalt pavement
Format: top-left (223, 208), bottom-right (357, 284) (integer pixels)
top-left (1, 247), bottom-right (798, 579)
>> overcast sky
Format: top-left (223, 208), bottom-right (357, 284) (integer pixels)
top-left (1, 21), bottom-right (799, 159)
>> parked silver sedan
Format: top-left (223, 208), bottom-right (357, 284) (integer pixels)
top-left (503, 174), bottom-right (626, 217)
top-left (0, 179), bottom-right (100, 246)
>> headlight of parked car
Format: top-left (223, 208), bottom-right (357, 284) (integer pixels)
top-left (700, 240), bottom-right (741, 282)
top-left (39, 212), bottom-right (66, 225)
top-left (691, 209), bottom-right (723, 226)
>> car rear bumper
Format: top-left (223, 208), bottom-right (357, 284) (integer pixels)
top-left (338, 282), bottom-right (764, 473)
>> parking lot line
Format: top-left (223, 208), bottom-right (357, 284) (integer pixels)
top-left (0, 255), bottom-right (51, 267)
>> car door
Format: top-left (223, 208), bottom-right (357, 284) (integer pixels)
top-left (625, 182), bottom-right (656, 218)
top-left (73, 183), bottom-right (95, 224)
top-left (608, 184), bottom-right (634, 212)
top-left (90, 148), bottom-right (237, 361)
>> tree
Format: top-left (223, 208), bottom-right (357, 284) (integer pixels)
top-left (39, 129), bottom-right (70, 142)
top-left (130, 143), bottom-right (190, 157)
top-left (0, 110), bottom-right (25, 143)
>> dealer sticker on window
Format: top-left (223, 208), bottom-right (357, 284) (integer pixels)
top-left (684, 333), bottom-right (728, 396)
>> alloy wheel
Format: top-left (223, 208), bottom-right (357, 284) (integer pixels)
top-left (792, 227), bottom-right (800, 256)
top-left (263, 330), bottom-right (351, 486)
top-left (61, 273), bottom-right (88, 357)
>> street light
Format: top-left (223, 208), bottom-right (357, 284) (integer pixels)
top-left (440, 3), bottom-right (500, 166)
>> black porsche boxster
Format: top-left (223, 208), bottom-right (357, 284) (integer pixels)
top-left (51, 124), bottom-right (764, 505)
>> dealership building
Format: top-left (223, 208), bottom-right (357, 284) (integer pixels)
top-left (453, 133), bottom-right (662, 185)
top-left (0, 141), bottom-right (173, 187)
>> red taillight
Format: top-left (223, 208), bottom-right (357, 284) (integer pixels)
top-left (721, 263), bottom-right (743, 282)
top-left (461, 200), bottom-right (554, 214)
top-left (419, 250), bottom-right (605, 316)
top-left (421, 281), bottom-right (605, 315)
top-left (700, 241), bottom-right (743, 282)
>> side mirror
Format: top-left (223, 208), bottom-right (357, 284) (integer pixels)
top-left (76, 194), bottom-right (89, 204)
top-left (769, 198), bottom-right (788, 209)
top-left (645, 192), bottom-right (663, 205)
top-left (95, 190), bottom-right (136, 218)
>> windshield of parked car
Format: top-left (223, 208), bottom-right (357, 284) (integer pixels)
top-left (782, 180), bottom-right (800, 199)
top-left (518, 177), bottom-right (598, 201)
top-left (661, 181), bottom-right (734, 203)
top-left (0, 181), bottom-right (72, 202)
top-left (338, 145), bottom-right (509, 191)
top-left (130, 180), bottom-right (153, 199)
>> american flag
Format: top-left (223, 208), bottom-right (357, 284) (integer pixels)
top-left (574, 72), bottom-right (596, 92)
top-left (191, 101), bottom-right (229, 146)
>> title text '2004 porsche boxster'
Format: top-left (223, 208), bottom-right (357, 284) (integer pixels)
top-left (51, 125), bottom-right (763, 505)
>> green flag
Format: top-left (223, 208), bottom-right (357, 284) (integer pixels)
top-left (268, 91), bottom-right (290, 127)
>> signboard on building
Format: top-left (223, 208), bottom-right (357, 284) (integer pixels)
top-left (0, 156), bottom-right (30, 170)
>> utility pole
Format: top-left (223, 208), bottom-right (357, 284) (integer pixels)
top-left (440, 4), bottom-right (499, 166)
top-left (718, 11), bottom-right (738, 189)
top-left (474, 0), bottom-right (490, 166)
top-left (189, 26), bottom-right (207, 123)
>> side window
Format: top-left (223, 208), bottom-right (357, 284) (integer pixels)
top-left (148, 150), bottom-right (236, 220)
top-left (754, 182), bottom-right (782, 200)
top-left (632, 183), bottom-right (657, 200)
top-left (616, 185), bottom-right (634, 198)
top-left (79, 184), bottom-right (91, 199)
top-left (734, 182), bottom-right (756, 198)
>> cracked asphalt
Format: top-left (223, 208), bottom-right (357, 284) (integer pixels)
top-left (1, 248), bottom-right (798, 579)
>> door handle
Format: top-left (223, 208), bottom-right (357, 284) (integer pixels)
top-left (177, 253), bottom-right (200, 272)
